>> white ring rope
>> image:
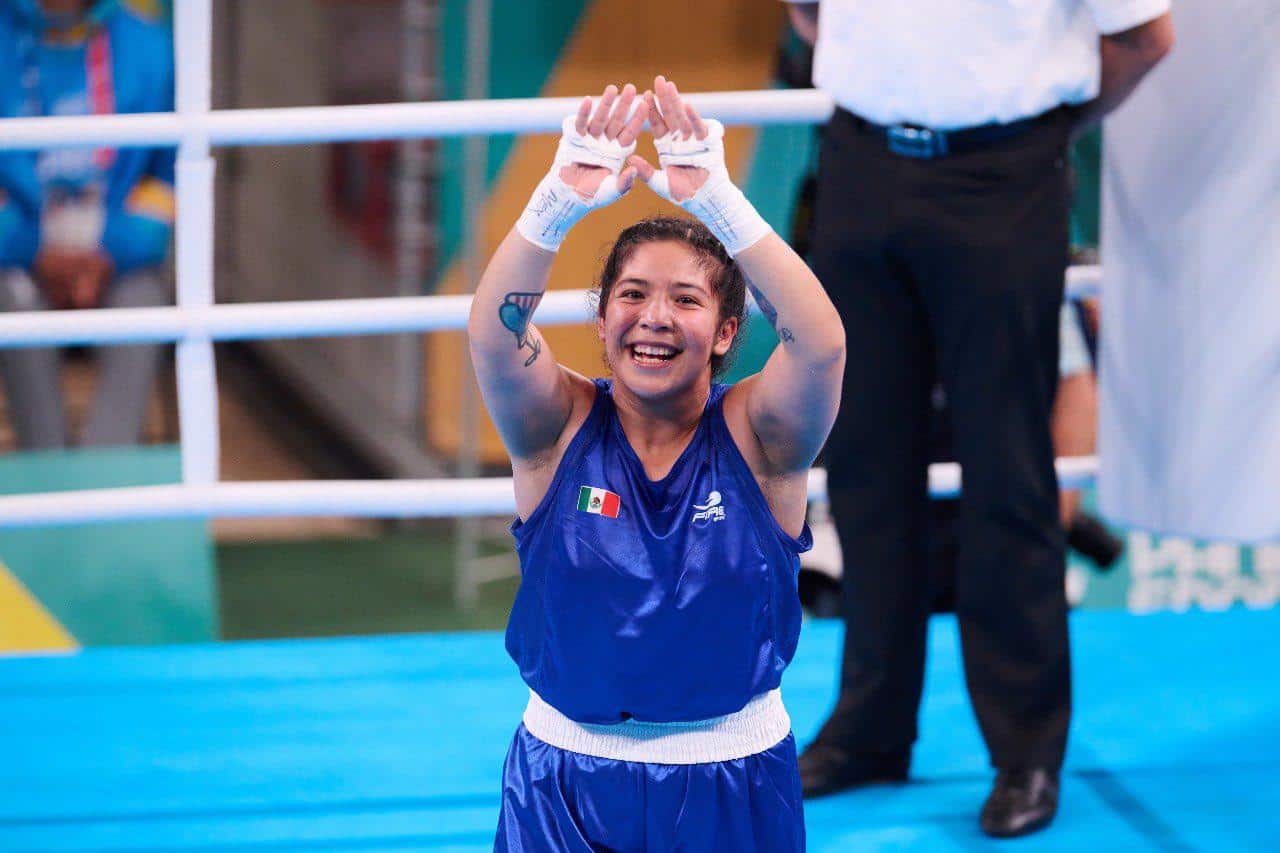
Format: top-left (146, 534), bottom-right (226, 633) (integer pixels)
top-left (0, 458), bottom-right (1098, 528)
top-left (0, 84), bottom-right (1101, 526)
top-left (0, 89), bottom-right (837, 151)
top-left (0, 269), bottom-right (1099, 347)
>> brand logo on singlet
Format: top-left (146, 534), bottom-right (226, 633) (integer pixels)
top-left (692, 490), bottom-right (726, 524)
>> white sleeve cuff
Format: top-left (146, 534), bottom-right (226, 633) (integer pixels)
top-left (1087, 0), bottom-right (1170, 35)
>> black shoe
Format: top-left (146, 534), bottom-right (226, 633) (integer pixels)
top-left (798, 741), bottom-right (909, 798)
top-left (979, 768), bottom-right (1060, 838)
top-left (1067, 511), bottom-right (1125, 569)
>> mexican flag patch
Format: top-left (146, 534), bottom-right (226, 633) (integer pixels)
top-left (577, 485), bottom-right (621, 518)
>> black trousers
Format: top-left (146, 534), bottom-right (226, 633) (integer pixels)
top-left (810, 108), bottom-right (1073, 771)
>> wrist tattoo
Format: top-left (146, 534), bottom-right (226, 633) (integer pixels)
top-left (499, 291), bottom-right (544, 366)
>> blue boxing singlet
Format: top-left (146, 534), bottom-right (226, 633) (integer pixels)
top-left (505, 379), bottom-right (813, 724)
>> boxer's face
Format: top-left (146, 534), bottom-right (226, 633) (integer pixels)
top-left (599, 240), bottom-right (737, 403)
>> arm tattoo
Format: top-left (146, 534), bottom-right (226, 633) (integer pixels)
top-left (753, 287), bottom-right (779, 326)
top-left (498, 291), bottom-right (544, 366)
top-left (749, 285), bottom-right (796, 344)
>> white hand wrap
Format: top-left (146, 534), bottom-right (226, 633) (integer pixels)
top-left (647, 119), bottom-right (772, 257)
top-left (516, 115), bottom-right (636, 252)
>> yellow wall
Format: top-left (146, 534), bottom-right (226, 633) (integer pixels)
top-left (425, 0), bottom-right (785, 462)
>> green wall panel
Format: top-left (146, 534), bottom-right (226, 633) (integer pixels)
top-left (0, 445), bottom-right (216, 646)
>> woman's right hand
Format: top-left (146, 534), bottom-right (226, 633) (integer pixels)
top-left (517, 83), bottom-right (648, 252)
top-left (558, 84), bottom-right (647, 202)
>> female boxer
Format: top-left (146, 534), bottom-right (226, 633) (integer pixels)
top-left (468, 76), bottom-right (845, 851)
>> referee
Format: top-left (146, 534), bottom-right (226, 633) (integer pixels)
top-left (786, 0), bottom-right (1173, 838)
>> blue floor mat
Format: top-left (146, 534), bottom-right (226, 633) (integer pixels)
top-left (0, 609), bottom-right (1276, 851)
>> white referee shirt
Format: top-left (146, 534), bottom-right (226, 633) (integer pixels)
top-left (787, 0), bottom-right (1170, 129)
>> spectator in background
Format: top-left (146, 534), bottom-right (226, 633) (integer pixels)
top-left (0, 0), bottom-right (174, 449)
top-left (1055, 297), bottom-right (1124, 568)
top-left (785, 0), bottom-right (1172, 838)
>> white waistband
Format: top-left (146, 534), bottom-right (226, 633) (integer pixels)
top-left (521, 689), bottom-right (791, 765)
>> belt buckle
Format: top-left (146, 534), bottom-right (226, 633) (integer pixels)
top-left (887, 125), bottom-right (948, 159)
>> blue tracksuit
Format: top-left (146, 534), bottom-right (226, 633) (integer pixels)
top-left (497, 380), bottom-right (812, 851)
top-left (0, 0), bottom-right (174, 272)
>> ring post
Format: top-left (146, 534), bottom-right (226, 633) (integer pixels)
top-left (174, 0), bottom-right (220, 485)
top-left (454, 0), bottom-right (491, 609)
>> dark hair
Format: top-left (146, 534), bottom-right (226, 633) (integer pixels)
top-left (594, 215), bottom-right (747, 378)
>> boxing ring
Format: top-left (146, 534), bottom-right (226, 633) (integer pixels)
top-left (0, 1), bottom-right (1276, 849)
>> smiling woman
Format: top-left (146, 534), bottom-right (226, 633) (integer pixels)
top-left (465, 76), bottom-right (845, 852)
top-left (594, 215), bottom-right (747, 380)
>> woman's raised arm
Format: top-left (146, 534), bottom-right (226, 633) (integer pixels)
top-left (467, 85), bottom-right (647, 461)
top-left (733, 231), bottom-right (846, 472)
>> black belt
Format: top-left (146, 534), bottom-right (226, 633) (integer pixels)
top-left (841, 106), bottom-right (1068, 159)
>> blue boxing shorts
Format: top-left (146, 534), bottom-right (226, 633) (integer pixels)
top-left (494, 692), bottom-right (805, 852)
top-left (495, 724), bottom-right (804, 852)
